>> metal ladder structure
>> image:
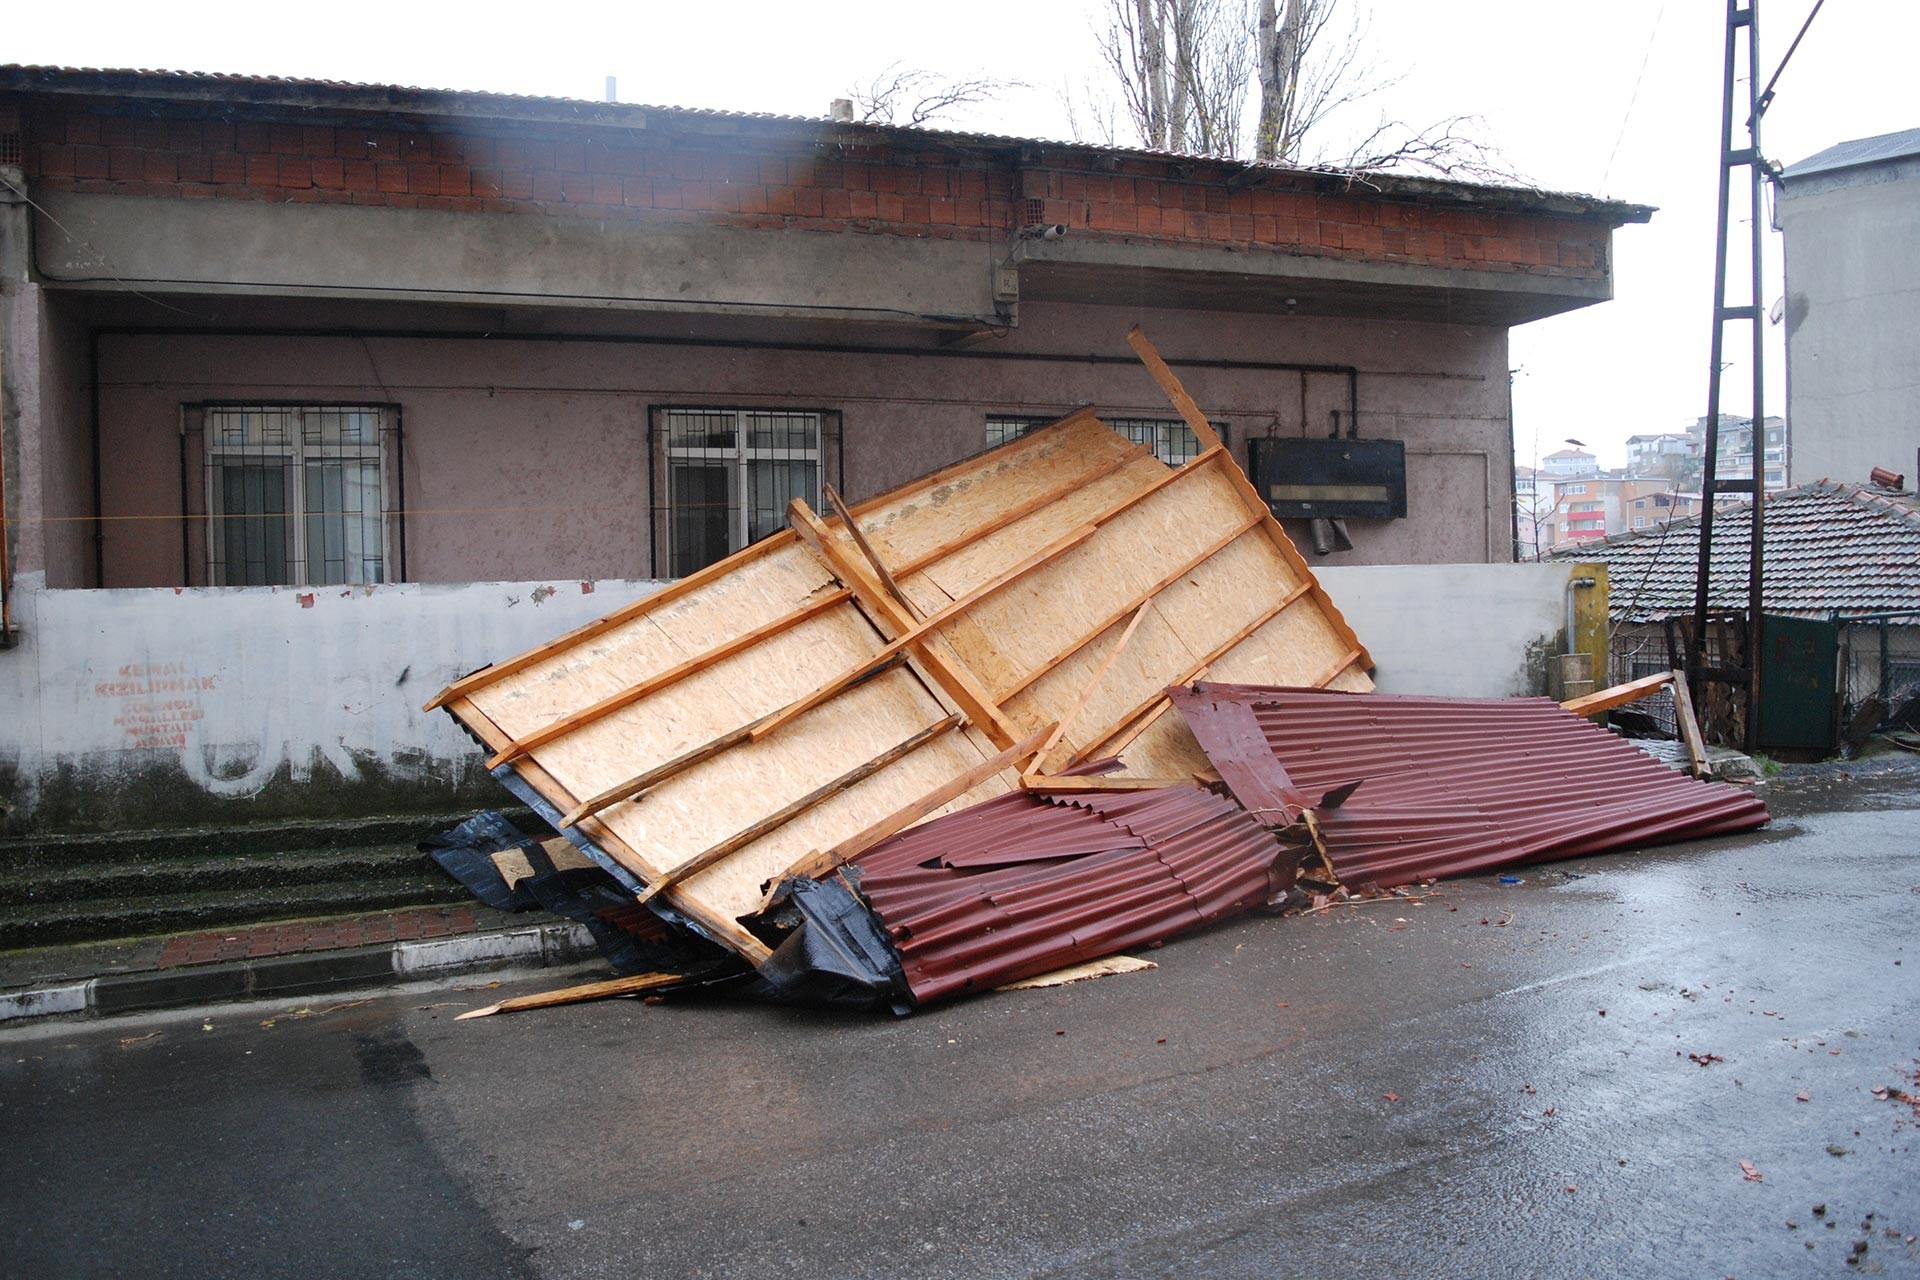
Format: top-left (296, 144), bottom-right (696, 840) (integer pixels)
top-left (1687, 0), bottom-right (1770, 752)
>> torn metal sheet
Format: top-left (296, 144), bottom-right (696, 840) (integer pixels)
top-left (1171, 682), bottom-right (1771, 888)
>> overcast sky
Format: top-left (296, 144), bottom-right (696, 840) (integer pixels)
top-left (12, 0), bottom-right (1912, 471)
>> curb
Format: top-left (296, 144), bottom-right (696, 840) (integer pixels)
top-left (0, 921), bottom-right (596, 1024)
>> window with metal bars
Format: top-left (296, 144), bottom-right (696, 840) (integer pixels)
top-left (194, 405), bottom-right (397, 587)
top-left (984, 413), bottom-right (1222, 466)
top-left (651, 408), bottom-right (841, 578)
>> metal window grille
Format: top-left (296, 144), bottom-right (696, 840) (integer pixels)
top-left (202, 406), bottom-right (392, 586)
top-left (985, 413), bottom-right (1219, 467)
top-left (656, 408), bottom-right (830, 578)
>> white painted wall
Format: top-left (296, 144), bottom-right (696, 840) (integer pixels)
top-left (1319, 562), bottom-right (1576, 697)
top-left (0, 572), bottom-right (660, 829)
top-left (0, 561), bottom-right (1582, 831)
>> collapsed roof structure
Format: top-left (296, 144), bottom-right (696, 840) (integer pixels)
top-left (427, 330), bottom-right (1768, 1015)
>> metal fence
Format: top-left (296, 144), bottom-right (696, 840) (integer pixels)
top-left (1838, 612), bottom-right (1920, 729)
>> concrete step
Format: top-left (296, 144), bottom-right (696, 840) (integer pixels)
top-left (4, 844), bottom-right (447, 907)
top-left (0, 872), bottom-right (472, 951)
top-left (0, 809), bottom-right (538, 873)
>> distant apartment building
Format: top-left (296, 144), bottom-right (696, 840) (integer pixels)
top-left (1685, 414), bottom-right (1788, 492)
top-left (1776, 127), bottom-right (1920, 487)
top-left (1537, 474), bottom-right (1684, 554)
top-left (1514, 464), bottom-right (1554, 558)
top-left (1541, 447), bottom-right (1599, 477)
top-left (1624, 432), bottom-right (1692, 480)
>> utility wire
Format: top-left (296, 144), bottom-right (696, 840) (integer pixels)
top-left (1598, 0), bottom-right (1669, 195)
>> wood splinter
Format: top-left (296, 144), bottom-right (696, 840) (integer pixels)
top-left (456, 971), bottom-right (686, 1020)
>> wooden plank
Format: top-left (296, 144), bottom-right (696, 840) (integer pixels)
top-left (1561, 671), bottom-right (1674, 717)
top-left (1305, 647), bottom-right (1367, 689)
top-left (1670, 668), bottom-right (1711, 778)
top-left (825, 484), bottom-right (923, 621)
top-left (423, 530), bottom-right (799, 710)
top-left (450, 696), bottom-right (773, 964)
top-left (788, 499), bottom-right (1024, 750)
top-left (1070, 579), bottom-right (1314, 765)
top-left (1029, 601), bottom-right (1152, 774)
top-left (557, 652), bottom-right (912, 827)
top-left (892, 442), bottom-right (1153, 577)
top-left (1125, 325), bottom-right (1224, 452)
top-left (456, 971), bottom-right (686, 1020)
top-left (845, 405), bottom-right (1102, 518)
top-left (1018, 775), bottom-right (1195, 793)
top-left (767, 722), bottom-right (1055, 894)
top-left (638, 715), bottom-right (961, 903)
top-left (996, 511), bottom-right (1266, 702)
top-left (485, 588), bottom-right (852, 768)
top-left (996, 955), bottom-right (1157, 991)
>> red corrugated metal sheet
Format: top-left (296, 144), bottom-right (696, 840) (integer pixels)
top-left (1174, 683), bottom-right (1770, 888)
top-left (850, 786), bottom-right (1293, 1005)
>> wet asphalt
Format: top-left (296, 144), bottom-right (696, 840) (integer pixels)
top-left (3, 762), bottom-right (1916, 1279)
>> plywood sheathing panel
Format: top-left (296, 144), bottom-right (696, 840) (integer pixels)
top-left (436, 359), bottom-right (1376, 972)
top-left (851, 415), bottom-right (1143, 571)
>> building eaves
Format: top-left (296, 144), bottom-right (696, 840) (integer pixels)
top-left (1783, 126), bottom-right (1920, 181)
top-left (0, 63), bottom-right (1656, 226)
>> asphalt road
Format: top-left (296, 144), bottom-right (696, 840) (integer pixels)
top-left (4, 762), bottom-right (1917, 1279)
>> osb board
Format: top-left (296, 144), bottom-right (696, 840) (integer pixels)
top-left (852, 415), bottom-right (1147, 571)
top-left (470, 541), bottom-right (840, 728)
top-left (607, 667), bottom-right (1003, 919)
top-left (478, 600), bottom-right (889, 802)
top-left (1007, 604), bottom-right (1201, 769)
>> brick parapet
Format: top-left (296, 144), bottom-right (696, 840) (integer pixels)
top-left (16, 96), bottom-right (1608, 278)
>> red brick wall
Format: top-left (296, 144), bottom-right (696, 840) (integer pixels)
top-left (18, 97), bottom-right (1607, 279)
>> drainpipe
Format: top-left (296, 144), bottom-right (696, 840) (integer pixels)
top-left (1565, 575), bottom-right (1597, 655)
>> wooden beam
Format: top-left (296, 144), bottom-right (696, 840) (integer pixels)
top-left (1019, 775), bottom-right (1194, 793)
top-left (456, 971), bottom-right (686, 1020)
top-left (424, 530), bottom-right (799, 711)
top-left (1029, 601), bottom-right (1152, 774)
top-left (485, 588), bottom-right (853, 768)
top-left (1125, 325), bottom-right (1224, 452)
top-left (996, 510), bottom-right (1265, 702)
top-left (824, 484), bottom-right (923, 622)
top-left (557, 652), bottom-right (913, 828)
top-left (638, 715), bottom-right (961, 903)
top-left (1070, 581), bottom-right (1313, 764)
top-left (788, 499), bottom-right (1025, 751)
top-left (1305, 647), bottom-right (1366, 689)
top-left (1561, 670), bottom-right (1674, 718)
top-left (892, 442), bottom-right (1154, 577)
top-left (1670, 668), bottom-right (1711, 778)
top-left (845, 406), bottom-right (1102, 518)
top-left (766, 722), bottom-right (1055, 894)
top-left (450, 696), bottom-right (772, 965)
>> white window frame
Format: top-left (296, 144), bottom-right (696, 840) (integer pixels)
top-left (1562, 482), bottom-right (1588, 495)
top-left (202, 404), bottom-right (393, 587)
top-left (661, 408), bottom-right (827, 577)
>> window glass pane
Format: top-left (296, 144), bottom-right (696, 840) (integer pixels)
top-left (667, 410), bottom-right (735, 450)
top-left (742, 411), bottom-right (818, 453)
top-left (670, 462), bottom-right (733, 577)
top-left (304, 460), bottom-right (384, 585)
top-left (1109, 417), bottom-right (1204, 466)
top-left (985, 415), bottom-right (1052, 449)
top-left (218, 463), bottom-right (290, 586)
top-left (746, 458), bottom-right (819, 545)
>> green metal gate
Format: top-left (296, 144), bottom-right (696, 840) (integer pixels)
top-left (1758, 613), bottom-right (1840, 751)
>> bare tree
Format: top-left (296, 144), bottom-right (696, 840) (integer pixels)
top-left (1096, 0), bottom-right (1251, 157)
top-left (849, 65), bottom-right (1023, 129)
top-left (1092, 0), bottom-right (1520, 180)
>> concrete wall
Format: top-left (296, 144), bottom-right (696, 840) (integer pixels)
top-left (0, 570), bottom-right (659, 833)
top-left (0, 559), bottom-right (1584, 832)
top-left (1318, 562), bottom-right (1579, 697)
top-left (82, 298), bottom-right (1512, 588)
top-left (1781, 156), bottom-right (1920, 485)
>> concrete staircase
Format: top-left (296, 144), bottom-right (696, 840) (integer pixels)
top-left (0, 813), bottom-right (502, 950)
